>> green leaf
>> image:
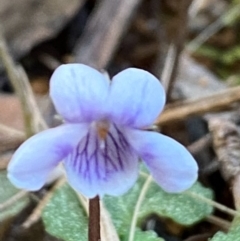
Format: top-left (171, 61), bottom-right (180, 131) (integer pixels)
top-left (42, 183), bottom-right (88, 241)
top-left (104, 174), bottom-right (213, 240)
top-left (42, 181), bottom-right (165, 241)
top-left (0, 171), bottom-right (29, 221)
top-left (139, 179), bottom-right (213, 225)
top-left (134, 228), bottom-right (164, 241)
top-left (211, 217), bottom-right (240, 241)
top-left (42, 174), bottom-right (213, 241)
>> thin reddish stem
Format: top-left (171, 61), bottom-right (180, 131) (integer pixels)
top-left (88, 196), bottom-right (101, 241)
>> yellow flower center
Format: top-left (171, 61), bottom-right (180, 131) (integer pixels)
top-left (96, 121), bottom-right (109, 140)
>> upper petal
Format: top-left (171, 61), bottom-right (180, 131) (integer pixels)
top-left (50, 64), bottom-right (109, 123)
top-left (107, 68), bottom-right (165, 128)
top-left (64, 124), bottom-right (139, 198)
top-left (124, 129), bottom-right (198, 192)
top-left (7, 124), bottom-right (89, 190)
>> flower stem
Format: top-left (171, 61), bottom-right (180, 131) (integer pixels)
top-left (89, 196), bottom-right (101, 241)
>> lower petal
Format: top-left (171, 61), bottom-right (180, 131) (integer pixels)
top-left (8, 124), bottom-right (89, 190)
top-left (125, 129), bottom-right (198, 193)
top-left (64, 124), bottom-right (139, 198)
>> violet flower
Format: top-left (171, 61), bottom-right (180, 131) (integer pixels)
top-left (8, 64), bottom-right (198, 198)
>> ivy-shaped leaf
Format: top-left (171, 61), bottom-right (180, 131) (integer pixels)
top-left (42, 181), bottom-right (163, 241)
top-left (139, 178), bottom-right (213, 225)
top-left (0, 171), bottom-right (29, 221)
top-left (134, 228), bottom-right (164, 241)
top-left (42, 175), bottom-right (213, 241)
top-left (104, 175), bottom-right (213, 241)
top-left (42, 183), bottom-right (88, 241)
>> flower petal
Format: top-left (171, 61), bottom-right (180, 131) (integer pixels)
top-left (125, 129), bottom-right (198, 192)
top-left (64, 124), bottom-right (138, 198)
top-left (8, 124), bottom-right (89, 190)
top-left (108, 68), bottom-right (165, 128)
top-left (50, 64), bottom-right (109, 123)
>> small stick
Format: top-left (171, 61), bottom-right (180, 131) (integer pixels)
top-left (38, 53), bottom-right (61, 71)
top-left (77, 193), bottom-right (89, 214)
top-left (0, 124), bottom-right (26, 153)
top-left (160, 44), bottom-right (178, 94)
top-left (187, 133), bottom-right (212, 154)
top-left (100, 201), bottom-right (120, 241)
top-left (74, 0), bottom-right (141, 69)
top-left (232, 174), bottom-right (240, 210)
top-left (157, 0), bottom-right (191, 99)
top-left (187, 4), bottom-right (240, 52)
top-left (0, 153), bottom-right (13, 170)
top-left (188, 0), bottom-right (204, 18)
top-left (128, 175), bottom-right (152, 241)
top-left (89, 196), bottom-right (101, 241)
top-left (185, 191), bottom-right (240, 217)
top-left (0, 190), bottom-right (28, 211)
top-left (0, 29), bottom-right (47, 137)
top-left (209, 118), bottom-right (240, 210)
top-left (206, 214), bottom-right (231, 231)
top-left (22, 178), bottom-right (65, 229)
top-left (156, 86), bottom-right (240, 126)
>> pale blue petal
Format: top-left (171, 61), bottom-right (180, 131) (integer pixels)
top-left (50, 64), bottom-right (109, 123)
top-left (124, 129), bottom-right (198, 192)
top-left (64, 124), bottom-right (138, 198)
top-left (8, 124), bottom-right (89, 190)
top-left (107, 68), bottom-right (165, 128)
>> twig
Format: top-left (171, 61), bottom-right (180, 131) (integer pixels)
top-left (187, 17), bottom-right (224, 53)
top-left (74, 0), bottom-right (141, 69)
top-left (187, 133), bottom-right (212, 154)
top-left (188, 0), bottom-right (204, 18)
top-left (160, 44), bottom-right (178, 93)
top-left (0, 152), bottom-right (13, 170)
top-left (100, 201), bottom-right (120, 241)
top-left (0, 29), bottom-right (47, 137)
top-left (128, 175), bottom-right (152, 241)
top-left (38, 53), bottom-right (61, 71)
top-left (233, 175), bottom-right (240, 210)
top-left (0, 124), bottom-right (25, 153)
top-left (0, 190), bottom-right (29, 211)
top-left (21, 178), bottom-right (65, 229)
top-left (208, 118), bottom-right (240, 182)
top-left (206, 214), bottom-right (231, 231)
top-left (157, 0), bottom-right (192, 100)
top-left (208, 118), bottom-right (240, 210)
top-left (200, 159), bottom-right (219, 175)
top-left (77, 193), bottom-right (89, 214)
top-left (187, 4), bottom-right (240, 52)
top-left (156, 86), bottom-right (240, 126)
top-left (185, 191), bottom-right (240, 217)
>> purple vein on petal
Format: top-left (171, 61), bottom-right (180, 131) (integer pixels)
top-left (64, 122), bottom-right (139, 197)
top-left (65, 123), bottom-right (134, 185)
top-left (107, 132), bottom-right (124, 170)
top-left (114, 124), bottom-right (129, 149)
top-left (103, 138), bottom-right (118, 172)
top-left (94, 137), bottom-right (100, 179)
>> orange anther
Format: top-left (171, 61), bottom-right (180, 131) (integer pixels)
top-left (96, 121), bottom-right (109, 140)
